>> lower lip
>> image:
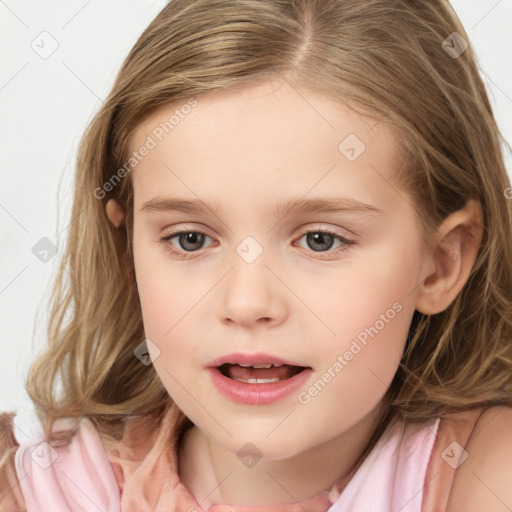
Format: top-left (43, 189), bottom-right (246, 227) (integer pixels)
top-left (207, 367), bottom-right (313, 405)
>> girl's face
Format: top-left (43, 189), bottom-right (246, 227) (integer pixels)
top-left (129, 77), bottom-right (432, 459)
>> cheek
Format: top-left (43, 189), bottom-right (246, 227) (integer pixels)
top-left (298, 236), bottom-right (420, 335)
top-left (297, 239), bottom-right (420, 386)
top-left (133, 229), bottom-right (201, 338)
top-left (133, 248), bottom-right (202, 396)
top-left (294, 282), bottom-right (414, 431)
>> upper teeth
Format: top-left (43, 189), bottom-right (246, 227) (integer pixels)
top-left (235, 363), bottom-right (283, 368)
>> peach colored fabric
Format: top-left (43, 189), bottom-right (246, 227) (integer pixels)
top-left (90, 402), bottom-right (348, 512)
top-left (0, 403), bottom-right (486, 512)
top-left (421, 407), bottom-right (484, 511)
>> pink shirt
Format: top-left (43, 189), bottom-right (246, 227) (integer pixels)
top-left (0, 402), bottom-right (484, 511)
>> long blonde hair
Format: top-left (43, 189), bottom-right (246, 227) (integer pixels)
top-left (20, 0), bottom-right (512, 451)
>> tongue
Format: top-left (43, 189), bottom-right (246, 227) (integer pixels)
top-left (224, 364), bottom-right (303, 381)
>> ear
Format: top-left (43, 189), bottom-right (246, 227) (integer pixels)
top-left (106, 198), bottom-right (125, 228)
top-left (415, 199), bottom-right (484, 315)
top-left (105, 198), bottom-right (136, 289)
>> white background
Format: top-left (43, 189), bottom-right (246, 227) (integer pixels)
top-left (1, 0), bottom-right (511, 412)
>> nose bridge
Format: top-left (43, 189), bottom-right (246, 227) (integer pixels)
top-left (220, 234), bottom-right (284, 325)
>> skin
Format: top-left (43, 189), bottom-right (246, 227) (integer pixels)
top-left (105, 76), bottom-right (483, 507)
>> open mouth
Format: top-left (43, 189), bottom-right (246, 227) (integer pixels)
top-left (217, 363), bottom-right (306, 383)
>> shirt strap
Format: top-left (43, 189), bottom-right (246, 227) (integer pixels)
top-left (421, 407), bottom-right (485, 511)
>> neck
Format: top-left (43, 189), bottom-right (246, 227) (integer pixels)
top-left (178, 399), bottom-right (391, 508)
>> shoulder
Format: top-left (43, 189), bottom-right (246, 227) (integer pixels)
top-left (446, 405), bottom-right (512, 511)
top-left (0, 411), bottom-right (26, 511)
top-left (6, 411), bottom-right (121, 511)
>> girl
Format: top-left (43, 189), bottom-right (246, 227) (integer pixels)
top-left (2, 0), bottom-right (512, 510)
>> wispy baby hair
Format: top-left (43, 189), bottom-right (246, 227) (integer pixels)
top-left (23, 0), bottom-right (512, 444)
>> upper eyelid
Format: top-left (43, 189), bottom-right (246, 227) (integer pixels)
top-left (161, 225), bottom-right (356, 248)
top-left (161, 225), bottom-right (355, 240)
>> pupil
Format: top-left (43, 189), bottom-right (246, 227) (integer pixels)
top-left (179, 232), bottom-right (204, 251)
top-left (308, 232), bottom-right (334, 251)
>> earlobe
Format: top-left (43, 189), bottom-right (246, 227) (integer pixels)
top-left (106, 198), bottom-right (125, 228)
top-left (415, 199), bottom-right (483, 315)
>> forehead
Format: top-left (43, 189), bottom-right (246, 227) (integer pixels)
top-left (127, 77), bottom-right (407, 213)
top-left (128, 77), bottom-right (392, 149)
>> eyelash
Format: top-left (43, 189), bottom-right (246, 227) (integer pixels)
top-left (159, 227), bottom-right (355, 260)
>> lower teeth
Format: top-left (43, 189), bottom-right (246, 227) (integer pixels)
top-left (234, 377), bottom-right (282, 383)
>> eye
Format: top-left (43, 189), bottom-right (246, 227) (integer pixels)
top-left (160, 230), bottom-right (215, 258)
top-left (294, 228), bottom-right (355, 259)
top-left (159, 227), bottom-right (355, 260)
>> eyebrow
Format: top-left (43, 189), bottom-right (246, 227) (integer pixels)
top-left (140, 196), bottom-right (384, 217)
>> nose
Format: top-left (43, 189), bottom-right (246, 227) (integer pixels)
top-left (219, 247), bottom-right (287, 328)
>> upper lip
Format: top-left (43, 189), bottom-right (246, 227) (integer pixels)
top-left (206, 352), bottom-right (310, 368)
